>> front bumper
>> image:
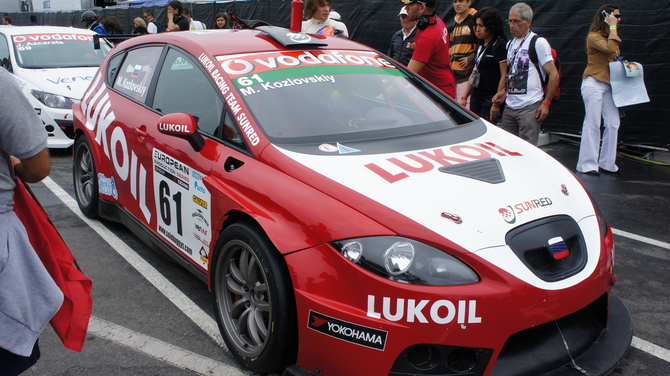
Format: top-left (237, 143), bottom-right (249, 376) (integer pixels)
top-left (490, 293), bottom-right (632, 376)
top-left (283, 293), bottom-right (632, 376)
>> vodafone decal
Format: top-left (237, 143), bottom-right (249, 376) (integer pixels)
top-left (13, 34), bottom-right (93, 44)
top-left (216, 50), bottom-right (396, 78)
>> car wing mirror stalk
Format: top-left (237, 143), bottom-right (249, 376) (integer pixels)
top-left (157, 113), bottom-right (205, 152)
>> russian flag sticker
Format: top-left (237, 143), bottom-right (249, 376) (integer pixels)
top-left (131, 65), bottom-right (142, 77)
top-left (548, 236), bottom-right (570, 260)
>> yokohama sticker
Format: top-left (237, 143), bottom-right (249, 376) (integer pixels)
top-left (308, 310), bottom-right (387, 351)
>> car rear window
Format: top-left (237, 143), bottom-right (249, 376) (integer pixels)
top-left (11, 33), bottom-right (111, 69)
top-left (218, 50), bottom-right (467, 145)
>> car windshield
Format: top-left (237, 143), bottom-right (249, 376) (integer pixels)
top-left (219, 50), bottom-right (470, 145)
top-left (11, 32), bottom-right (111, 69)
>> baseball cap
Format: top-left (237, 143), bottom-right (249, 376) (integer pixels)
top-left (330, 11), bottom-right (341, 21)
top-left (401, 0), bottom-right (436, 7)
top-left (398, 6), bottom-right (408, 16)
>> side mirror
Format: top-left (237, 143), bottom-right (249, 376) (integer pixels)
top-left (157, 113), bottom-right (205, 152)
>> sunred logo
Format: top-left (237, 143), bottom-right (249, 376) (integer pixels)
top-left (500, 197), bottom-right (553, 223)
top-left (308, 310), bottom-right (387, 350)
top-left (499, 206), bottom-right (516, 224)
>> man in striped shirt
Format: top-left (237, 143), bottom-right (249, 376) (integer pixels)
top-left (449, 0), bottom-right (478, 107)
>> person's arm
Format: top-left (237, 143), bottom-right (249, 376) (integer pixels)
top-left (12, 148), bottom-right (50, 183)
top-left (407, 59), bottom-right (426, 74)
top-left (536, 60), bottom-right (558, 122)
top-left (166, 8), bottom-right (179, 31)
top-left (460, 77), bottom-right (472, 107)
top-left (491, 60), bottom-right (508, 105)
top-left (490, 61), bottom-right (508, 122)
top-left (587, 31), bottom-right (620, 55)
top-left (458, 53), bottom-right (475, 68)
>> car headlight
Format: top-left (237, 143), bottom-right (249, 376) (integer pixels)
top-left (331, 237), bottom-right (479, 286)
top-left (31, 90), bottom-right (74, 109)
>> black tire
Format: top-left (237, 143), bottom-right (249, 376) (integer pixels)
top-left (211, 222), bottom-right (297, 373)
top-left (73, 137), bottom-right (99, 218)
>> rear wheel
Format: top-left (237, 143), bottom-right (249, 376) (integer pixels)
top-left (211, 222), bottom-right (297, 373)
top-left (73, 137), bottom-right (99, 218)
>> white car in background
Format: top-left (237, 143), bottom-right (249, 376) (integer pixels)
top-left (0, 26), bottom-right (112, 148)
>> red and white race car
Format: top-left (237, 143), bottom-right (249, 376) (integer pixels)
top-left (72, 26), bottom-right (632, 376)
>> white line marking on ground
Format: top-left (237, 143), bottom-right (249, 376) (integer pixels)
top-left (42, 178), bottom-right (670, 367)
top-left (41, 177), bottom-right (225, 348)
top-left (612, 228), bottom-right (670, 250)
top-left (631, 336), bottom-right (670, 363)
top-left (89, 316), bottom-right (246, 376)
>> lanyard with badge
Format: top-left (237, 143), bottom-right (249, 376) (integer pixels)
top-left (469, 38), bottom-right (498, 88)
top-left (506, 32), bottom-right (531, 92)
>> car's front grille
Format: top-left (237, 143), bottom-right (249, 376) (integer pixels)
top-left (505, 215), bottom-right (587, 282)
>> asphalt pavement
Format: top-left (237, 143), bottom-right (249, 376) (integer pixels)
top-left (19, 138), bottom-right (670, 376)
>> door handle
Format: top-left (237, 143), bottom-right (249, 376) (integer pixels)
top-left (135, 125), bottom-right (148, 140)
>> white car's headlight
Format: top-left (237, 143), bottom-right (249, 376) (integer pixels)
top-left (31, 90), bottom-right (74, 109)
top-left (331, 236), bottom-right (479, 286)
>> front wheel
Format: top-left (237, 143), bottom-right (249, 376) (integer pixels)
top-left (73, 136), bottom-right (99, 218)
top-left (211, 222), bottom-right (297, 373)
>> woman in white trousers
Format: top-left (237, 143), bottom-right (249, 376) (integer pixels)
top-left (576, 4), bottom-right (622, 174)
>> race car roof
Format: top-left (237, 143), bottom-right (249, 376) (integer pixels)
top-left (112, 28), bottom-right (372, 57)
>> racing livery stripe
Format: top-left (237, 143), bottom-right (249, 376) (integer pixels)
top-left (231, 65), bottom-right (406, 89)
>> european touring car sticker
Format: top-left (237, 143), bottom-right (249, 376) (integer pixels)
top-left (153, 149), bottom-right (212, 269)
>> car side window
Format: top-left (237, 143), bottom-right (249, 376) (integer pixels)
top-left (152, 49), bottom-right (224, 137)
top-left (112, 46), bottom-right (162, 104)
top-left (222, 111), bottom-right (245, 149)
top-left (106, 53), bottom-right (124, 86)
top-left (0, 34), bottom-right (11, 72)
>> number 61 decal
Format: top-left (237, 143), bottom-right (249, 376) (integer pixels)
top-left (153, 148), bottom-right (212, 269)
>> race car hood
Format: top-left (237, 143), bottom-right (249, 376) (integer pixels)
top-left (267, 121), bottom-right (601, 289)
top-left (15, 67), bottom-right (98, 100)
